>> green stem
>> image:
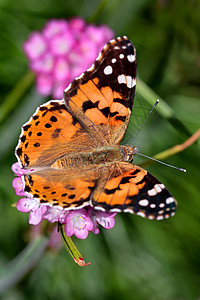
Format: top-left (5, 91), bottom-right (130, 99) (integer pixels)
top-left (0, 71), bottom-right (34, 124)
top-left (59, 224), bottom-right (90, 267)
top-left (137, 78), bottom-right (191, 138)
top-left (140, 128), bottom-right (200, 168)
top-left (0, 236), bottom-right (48, 295)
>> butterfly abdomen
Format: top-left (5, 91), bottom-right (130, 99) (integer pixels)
top-left (51, 145), bottom-right (125, 170)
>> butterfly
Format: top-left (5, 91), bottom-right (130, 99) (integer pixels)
top-left (15, 36), bottom-right (177, 220)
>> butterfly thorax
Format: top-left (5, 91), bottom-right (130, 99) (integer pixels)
top-left (51, 145), bottom-right (137, 170)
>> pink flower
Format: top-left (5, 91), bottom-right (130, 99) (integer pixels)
top-left (16, 197), bottom-right (47, 225)
top-left (49, 32), bottom-right (74, 56)
top-left (53, 57), bottom-right (70, 81)
top-left (31, 53), bottom-right (54, 74)
top-left (86, 25), bottom-right (112, 45)
top-left (43, 19), bottom-right (69, 39)
top-left (43, 206), bottom-right (66, 223)
top-left (12, 162), bottom-right (34, 196)
top-left (36, 74), bottom-right (53, 96)
top-left (12, 162), bottom-right (26, 176)
top-left (23, 17), bottom-right (114, 99)
top-left (88, 208), bottom-right (117, 234)
top-left (65, 209), bottom-right (93, 239)
top-left (77, 37), bottom-right (98, 64)
top-left (52, 81), bottom-right (69, 99)
top-left (69, 17), bottom-right (85, 37)
top-left (12, 177), bottom-right (26, 196)
top-left (23, 33), bottom-right (47, 60)
top-left (12, 162), bottom-right (35, 176)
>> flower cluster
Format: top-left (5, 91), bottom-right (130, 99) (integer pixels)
top-left (23, 18), bottom-right (114, 99)
top-left (12, 162), bottom-right (116, 239)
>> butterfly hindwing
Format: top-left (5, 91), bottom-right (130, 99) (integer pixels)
top-left (92, 162), bottom-right (177, 220)
top-left (22, 167), bottom-right (102, 208)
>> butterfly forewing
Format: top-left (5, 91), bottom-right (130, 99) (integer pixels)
top-left (16, 100), bottom-right (98, 169)
top-left (64, 36), bottom-right (137, 144)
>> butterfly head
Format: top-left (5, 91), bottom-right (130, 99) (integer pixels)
top-left (120, 145), bottom-right (138, 162)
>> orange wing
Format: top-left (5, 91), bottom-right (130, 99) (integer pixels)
top-left (22, 167), bottom-right (102, 209)
top-left (16, 100), bottom-right (98, 169)
top-left (15, 100), bottom-right (105, 207)
top-left (64, 36), bottom-right (136, 145)
top-left (92, 162), bottom-right (177, 220)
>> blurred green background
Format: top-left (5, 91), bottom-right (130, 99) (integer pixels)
top-left (0, 0), bottom-right (200, 299)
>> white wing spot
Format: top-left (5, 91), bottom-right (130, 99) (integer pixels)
top-left (157, 216), bottom-right (164, 220)
top-left (148, 183), bottom-right (164, 196)
top-left (127, 54), bottom-right (135, 62)
top-left (119, 54), bottom-right (124, 59)
top-left (111, 58), bottom-right (117, 63)
top-left (137, 212), bottom-right (146, 218)
top-left (126, 76), bottom-right (135, 88)
top-left (154, 183), bottom-right (165, 193)
top-left (104, 65), bottom-right (113, 75)
top-left (139, 199), bottom-right (149, 207)
top-left (109, 208), bottom-right (121, 212)
top-left (154, 184), bottom-right (162, 193)
top-left (117, 74), bottom-right (126, 84)
top-left (118, 74), bottom-right (126, 84)
top-left (159, 184), bottom-right (165, 189)
top-left (124, 208), bottom-right (134, 214)
top-left (150, 203), bottom-right (156, 208)
top-left (159, 203), bottom-right (165, 208)
top-left (109, 39), bottom-right (115, 44)
top-left (117, 74), bottom-right (136, 88)
top-left (166, 197), bottom-right (174, 204)
top-left (94, 206), bottom-right (105, 212)
top-left (148, 188), bottom-right (157, 196)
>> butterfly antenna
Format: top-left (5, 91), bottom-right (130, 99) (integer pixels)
top-left (136, 151), bottom-right (186, 172)
top-left (130, 99), bottom-right (159, 147)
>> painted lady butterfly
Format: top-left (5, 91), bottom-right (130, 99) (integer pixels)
top-left (15, 36), bottom-right (177, 220)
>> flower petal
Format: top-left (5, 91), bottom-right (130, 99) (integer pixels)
top-left (65, 221), bottom-right (74, 237)
top-left (23, 32), bottom-right (47, 60)
top-left (29, 205), bottom-right (47, 225)
top-left (16, 198), bottom-right (32, 212)
top-left (43, 206), bottom-right (66, 223)
top-left (74, 228), bottom-right (89, 239)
